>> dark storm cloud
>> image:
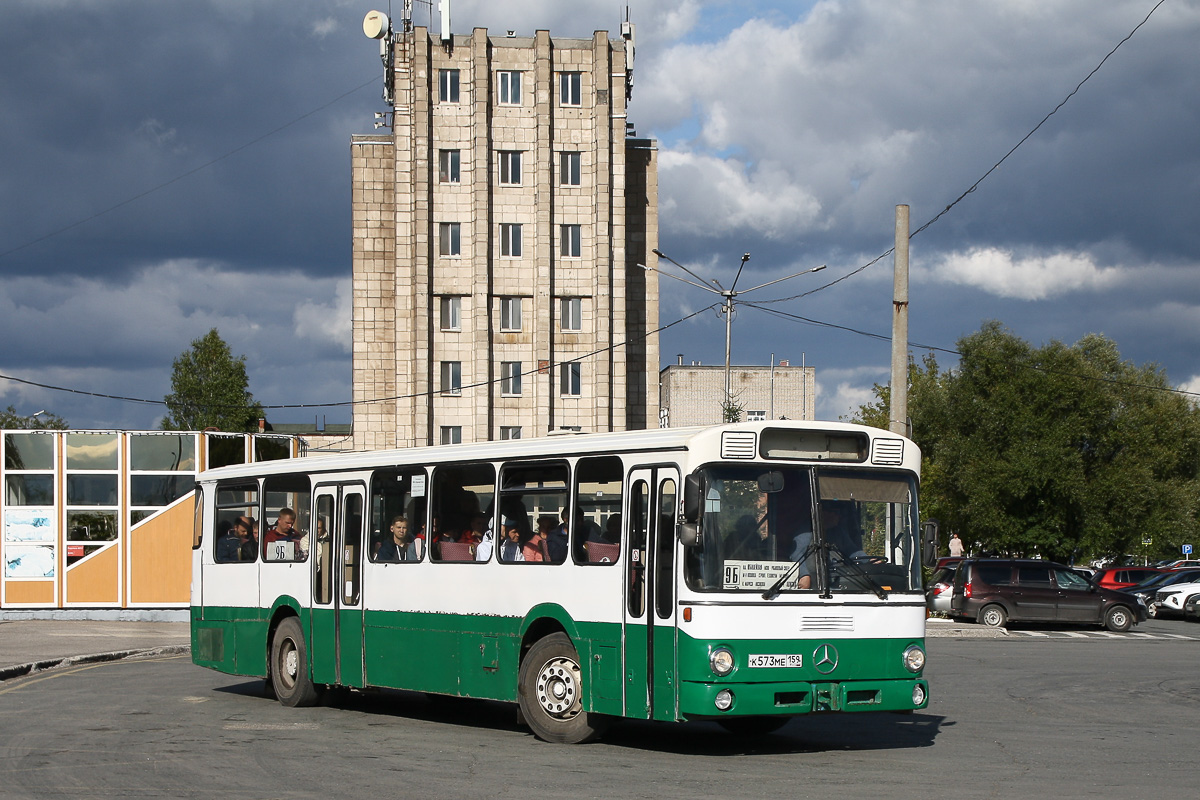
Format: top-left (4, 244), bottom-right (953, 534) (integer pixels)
top-left (0, 1), bottom-right (377, 279)
top-left (3, 0), bottom-right (1199, 428)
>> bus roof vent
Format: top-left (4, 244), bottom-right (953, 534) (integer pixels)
top-left (871, 438), bottom-right (904, 465)
top-left (721, 430), bottom-right (757, 460)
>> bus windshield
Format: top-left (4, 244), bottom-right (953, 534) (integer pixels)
top-left (684, 466), bottom-right (921, 595)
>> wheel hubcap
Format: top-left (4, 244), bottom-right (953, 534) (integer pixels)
top-left (535, 657), bottom-right (582, 720)
top-left (281, 641), bottom-right (298, 688)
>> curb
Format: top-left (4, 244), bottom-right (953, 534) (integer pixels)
top-left (0, 645), bottom-right (191, 683)
top-left (925, 620), bottom-right (1008, 638)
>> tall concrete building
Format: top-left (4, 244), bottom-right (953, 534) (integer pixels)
top-left (351, 23), bottom-right (658, 450)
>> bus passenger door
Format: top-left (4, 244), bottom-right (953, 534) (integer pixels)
top-left (623, 468), bottom-right (680, 721)
top-left (309, 484), bottom-right (365, 688)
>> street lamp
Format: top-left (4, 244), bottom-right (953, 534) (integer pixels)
top-left (648, 249), bottom-right (826, 415)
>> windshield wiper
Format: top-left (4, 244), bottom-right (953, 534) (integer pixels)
top-left (762, 540), bottom-right (817, 600)
top-left (830, 549), bottom-right (888, 600)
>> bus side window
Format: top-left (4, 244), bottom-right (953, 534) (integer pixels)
top-left (429, 463), bottom-right (495, 562)
top-left (369, 468), bottom-right (425, 563)
top-left (575, 456), bottom-right (623, 565)
top-left (498, 460), bottom-right (566, 564)
top-left (213, 482), bottom-right (258, 564)
top-left (262, 474), bottom-right (310, 563)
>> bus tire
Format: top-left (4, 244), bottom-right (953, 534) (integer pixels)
top-left (518, 633), bottom-right (607, 744)
top-left (717, 716), bottom-right (790, 737)
top-left (270, 617), bottom-right (321, 708)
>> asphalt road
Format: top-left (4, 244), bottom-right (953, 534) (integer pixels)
top-left (0, 620), bottom-right (1196, 799)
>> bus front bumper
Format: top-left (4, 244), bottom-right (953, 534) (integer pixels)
top-left (679, 677), bottom-right (929, 719)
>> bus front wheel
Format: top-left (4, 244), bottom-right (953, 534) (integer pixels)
top-left (270, 617), bottom-right (321, 708)
top-left (518, 633), bottom-right (608, 744)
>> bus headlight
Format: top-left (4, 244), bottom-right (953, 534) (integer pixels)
top-left (715, 689), bottom-right (734, 711)
top-left (913, 684), bottom-right (926, 706)
top-left (902, 645), bottom-right (926, 673)
top-left (710, 647), bottom-right (735, 676)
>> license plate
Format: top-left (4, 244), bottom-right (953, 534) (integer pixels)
top-left (747, 654), bottom-right (802, 668)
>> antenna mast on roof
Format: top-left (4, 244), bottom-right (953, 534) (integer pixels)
top-left (363, 9), bottom-right (396, 106)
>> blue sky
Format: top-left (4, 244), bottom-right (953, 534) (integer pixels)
top-left (2, 0), bottom-right (1198, 429)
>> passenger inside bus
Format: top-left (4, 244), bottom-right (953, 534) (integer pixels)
top-left (522, 524), bottom-right (548, 562)
top-left (546, 508), bottom-right (570, 563)
top-left (376, 515), bottom-right (419, 562)
top-left (264, 508), bottom-right (303, 559)
top-left (498, 517), bottom-right (525, 562)
top-left (216, 517), bottom-right (257, 562)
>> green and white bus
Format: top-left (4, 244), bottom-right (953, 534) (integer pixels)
top-left (191, 420), bottom-right (934, 742)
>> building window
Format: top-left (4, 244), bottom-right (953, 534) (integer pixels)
top-left (500, 296), bottom-right (522, 331)
top-left (498, 150), bottom-right (522, 186)
top-left (498, 70), bottom-right (522, 105)
top-left (440, 426), bottom-right (462, 445)
top-left (440, 361), bottom-right (462, 396)
top-left (500, 362), bottom-right (522, 396)
top-left (439, 222), bottom-right (461, 256)
top-left (560, 72), bottom-right (582, 106)
top-left (560, 224), bottom-right (581, 258)
top-left (499, 223), bottom-right (522, 257)
top-left (499, 426), bottom-right (522, 441)
top-left (560, 151), bottom-right (581, 186)
top-left (439, 296), bottom-right (461, 331)
top-left (560, 362), bottom-right (581, 397)
top-left (439, 149), bottom-right (460, 183)
top-left (439, 69), bottom-right (460, 103)
top-left (747, 410), bottom-right (767, 422)
top-left (561, 297), bottom-right (582, 332)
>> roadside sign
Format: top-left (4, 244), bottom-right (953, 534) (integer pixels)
top-left (1184, 544), bottom-right (1194, 555)
top-left (1142, 537), bottom-right (1153, 546)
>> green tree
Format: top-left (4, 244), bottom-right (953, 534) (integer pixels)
top-left (162, 329), bottom-right (264, 432)
top-left (0, 405), bottom-right (68, 429)
top-left (855, 321), bottom-right (1200, 563)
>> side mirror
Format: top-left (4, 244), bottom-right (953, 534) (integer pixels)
top-left (921, 519), bottom-right (940, 568)
top-left (683, 473), bottom-right (702, 524)
top-left (678, 521), bottom-right (700, 547)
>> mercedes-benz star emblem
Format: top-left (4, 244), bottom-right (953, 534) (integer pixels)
top-left (813, 643), bottom-right (839, 674)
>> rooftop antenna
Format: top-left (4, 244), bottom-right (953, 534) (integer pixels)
top-left (439, 0), bottom-right (451, 44)
top-left (363, 10), bottom-right (395, 106)
top-left (621, 5), bottom-right (635, 99)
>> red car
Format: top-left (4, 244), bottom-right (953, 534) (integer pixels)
top-left (1091, 567), bottom-right (1167, 590)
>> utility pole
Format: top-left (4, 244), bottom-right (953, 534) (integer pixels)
top-left (890, 204), bottom-right (909, 436)
top-left (650, 250), bottom-right (826, 421)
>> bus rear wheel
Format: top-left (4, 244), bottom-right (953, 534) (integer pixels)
top-left (270, 617), bottom-right (321, 708)
top-left (518, 633), bottom-right (607, 744)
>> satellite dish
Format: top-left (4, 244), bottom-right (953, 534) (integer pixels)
top-left (363, 10), bottom-right (390, 40)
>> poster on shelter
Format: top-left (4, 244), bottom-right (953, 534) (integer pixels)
top-left (5, 508), bottom-right (55, 542)
top-left (4, 544), bottom-right (56, 578)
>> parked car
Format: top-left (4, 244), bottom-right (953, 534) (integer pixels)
top-left (1157, 559), bottom-right (1200, 569)
top-left (1091, 566), bottom-right (1167, 590)
top-left (950, 558), bottom-right (1147, 632)
top-left (926, 565), bottom-right (956, 614)
top-left (1183, 592), bottom-right (1200, 621)
top-left (1152, 579), bottom-right (1200, 618)
top-left (935, 556), bottom-right (963, 571)
top-left (1123, 568), bottom-right (1200, 606)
